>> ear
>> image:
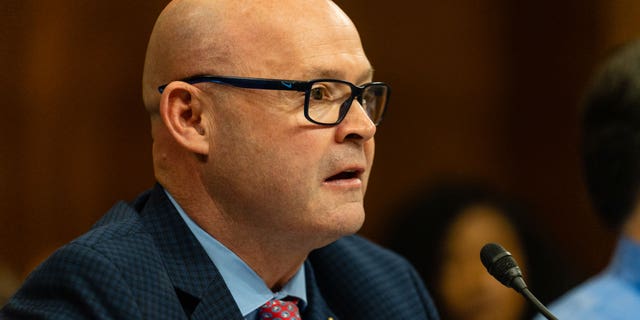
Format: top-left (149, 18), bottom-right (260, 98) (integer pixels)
top-left (159, 82), bottom-right (210, 156)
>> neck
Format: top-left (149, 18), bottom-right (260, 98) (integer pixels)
top-left (164, 182), bottom-right (310, 290)
top-left (622, 209), bottom-right (640, 242)
top-left (152, 126), bottom-right (311, 289)
top-left (211, 223), bottom-right (309, 290)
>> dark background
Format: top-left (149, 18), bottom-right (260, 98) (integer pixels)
top-left (2, 0), bottom-right (639, 286)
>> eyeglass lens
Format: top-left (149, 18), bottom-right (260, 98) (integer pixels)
top-left (307, 81), bottom-right (388, 125)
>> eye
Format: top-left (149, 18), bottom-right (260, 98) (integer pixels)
top-left (310, 86), bottom-right (329, 100)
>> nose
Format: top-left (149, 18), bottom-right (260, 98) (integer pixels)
top-left (335, 99), bottom-right (377, 144)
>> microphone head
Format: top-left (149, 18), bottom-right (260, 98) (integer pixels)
top-left (480, 243), bottom-right (526, 290)
top-left (481, 243), bottom-right (559, 319)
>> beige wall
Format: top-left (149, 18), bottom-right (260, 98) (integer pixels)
top-left (3, 0), bottom-right (640, 284)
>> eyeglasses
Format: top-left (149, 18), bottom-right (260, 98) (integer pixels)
top-left (158, 75), bottom-right (390, 126)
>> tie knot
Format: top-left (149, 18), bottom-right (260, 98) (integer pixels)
top-left (258, 299), bottom-right (301, 320)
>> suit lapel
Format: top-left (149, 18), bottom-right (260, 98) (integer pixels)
top-left (303, 261), bottom-right (339, 320)
top-left (140, 184), bottom-right (243, 320)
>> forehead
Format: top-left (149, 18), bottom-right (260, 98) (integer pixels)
top-left (303, 67), bottom-right (375, 85)
top-left (222, 1), bottom-right (372, 81)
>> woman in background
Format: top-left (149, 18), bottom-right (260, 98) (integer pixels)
top-left (387, 181), bottom-right (574, 320)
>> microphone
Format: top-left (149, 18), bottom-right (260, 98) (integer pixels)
top-left (480, 243), bottom-right (559, 320)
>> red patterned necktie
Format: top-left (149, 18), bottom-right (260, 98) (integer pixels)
top-left (258, 299), bottom-right (301, 320)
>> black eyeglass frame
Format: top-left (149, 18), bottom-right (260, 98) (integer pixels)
top-left (158, 75), bottom-right (390, 126)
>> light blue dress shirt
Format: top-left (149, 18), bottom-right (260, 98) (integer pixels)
top-left (536, 236), bottom-right (640, 320)
top-left (164, 190), bottom-right (307, 319)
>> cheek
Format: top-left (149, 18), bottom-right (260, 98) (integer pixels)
top-left (218, 126), bottom-right (323, 201)
top-left (361, 139), bottom-right (375, 190)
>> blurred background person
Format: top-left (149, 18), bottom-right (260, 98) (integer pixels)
top-left (539, 38), bottom-right (640, 319)
top-left (387, 180), bottom-right (574, 320)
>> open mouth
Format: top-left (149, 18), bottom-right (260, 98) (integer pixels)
top-left (325, 170), bottom-right (360, 182)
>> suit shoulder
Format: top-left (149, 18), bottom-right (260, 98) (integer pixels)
top-left (308, 235), bottom-right (439, 319)
top-left (4, 240), bottom-right (144, 319)
top-left (73, 200), bottom-right (147, 248)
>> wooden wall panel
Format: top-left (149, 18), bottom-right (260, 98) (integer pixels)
top-left (602, 0), bottom-right (640, 48)
top-left (502, 0), bottom-right (609, 277)
top-left (1, 1), bottom-right (167, 276)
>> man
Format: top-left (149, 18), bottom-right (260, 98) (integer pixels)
top-left (1, 0), bottom-right (439, 319)
top-left (537, 40), bottom-right (640, 319)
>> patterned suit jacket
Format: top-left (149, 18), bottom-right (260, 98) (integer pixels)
top-left (1, 184), bottom-right (439, 319)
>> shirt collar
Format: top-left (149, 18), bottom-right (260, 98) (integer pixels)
top-left (164, 189), bottom-right (307, 317)
top-left (608, 236), bottom-right (640, 288)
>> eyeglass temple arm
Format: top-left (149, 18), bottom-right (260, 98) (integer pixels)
top-left (158, 76), bottom-right (309, 93)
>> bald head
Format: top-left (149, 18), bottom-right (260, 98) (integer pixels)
top-left (142, 0), bottom-right (228, 114)
top-left (142, 0), bottom-right (362, 115)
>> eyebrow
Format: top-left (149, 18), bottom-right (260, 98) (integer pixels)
top-left (305, 67), bottom-right (375, 84)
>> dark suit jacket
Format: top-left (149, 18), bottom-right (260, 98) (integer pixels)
top-left (1, 184), bottom-right (439, 319)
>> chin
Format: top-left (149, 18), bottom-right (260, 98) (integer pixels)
top-left (325, 205), bottom-right (366, 238)
top-left (301, 202), bottom-right (366, 248)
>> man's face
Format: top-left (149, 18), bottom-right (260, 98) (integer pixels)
top-left (201, 1), bottom-right (376, 247)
